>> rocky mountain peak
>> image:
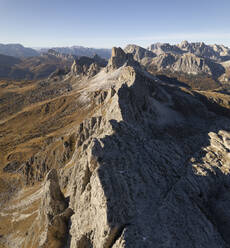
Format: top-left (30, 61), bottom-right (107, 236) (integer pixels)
top-left (24, 168), bottom-right (74, 247)
top-left (70, 55), bottom-right (106, 77)
top-left (124, 44), bottom-right (156, 63)
top-left (111, 47), bottom-right (126, 58)
top-left (41, 168), bottom-right (67, 218)
top-left (180, 40), bottom-right (189, 48)
top-left (107, 47), bottom-right (139, 71)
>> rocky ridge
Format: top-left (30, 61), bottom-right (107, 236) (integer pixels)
top-left (148, 40), bottom-right (230, 62)
top-left (1, 47), bottom-right (230, 247)
top-left (40, 46), bottom-right (112, 60)
top-left (125, 42), bottom-right (229, 87)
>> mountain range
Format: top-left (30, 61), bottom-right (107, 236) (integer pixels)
top-left (0, 43), bottom-right (39, 58)
top-left (39, 46), bottom-right (111, 59)
top-left (0, 41), bottom-right (230, 89)
top-left (125, 41), bottom-right (230, 89)
top-left (1, 43), bottom-right (230, 247)
top-left (0, 43), bottom-right (111, 59)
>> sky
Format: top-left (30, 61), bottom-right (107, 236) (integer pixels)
top-left (0, 0), bottom-right (230, 48)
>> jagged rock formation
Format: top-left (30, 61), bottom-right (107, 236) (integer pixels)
top-left (107, 47), bottom-right (139, 71)
top-left (148, 42), bottom-right (183, 56)
top-left (45, 49), bottom-right (75, 60)
top-left (150, 52), bottom-right (212, 75)
top-left (124, 44), bottom-right (156, 64)
top-left (70, 55), bottom-right (107, 77)
top-left (23, 169), bottom-right (73, 248)
top-left (2, 47), bottom-right (230, 247)
top-left (148, 40), bottom-right (230, 62)
top-left (178, 41), bottom-right (230, 61)
top-left (126, 42), bottom-right (228, 87)
top-left (40, 46), bottom-right (111, 60)
top-left (220, 60), bottom-right (230, 83)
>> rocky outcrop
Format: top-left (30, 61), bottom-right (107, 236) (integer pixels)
top-left (106, 47), bottom-right (139, 71)
top-left (124, 44), bottom-right (156, 65)
top-left (39, 169), bottom-right (73, 248)
top-left (24, 169), bottom-right (73, 248)
top-left (149, 52), bottom-right (176, 70)
top-left (219, 60), bottom-right (230, 83)
top-left (148, 42), bottom-right (183, 55)
top-left (70, 55), bottom-right (107, 77)
top-left (45, 49), bottom-right (75, 60)
top-left (46, 46), bottom-right (111, 60)
top-left (173, 53), bottom-right (212, 75)
top-left (148, 52), bottom-right (212, 75)
top-left (178, 41), bottom-right (230, 62)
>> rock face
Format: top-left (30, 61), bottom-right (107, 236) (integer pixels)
top-left (148, 42), bottom-right (183, 56)
top-left (107, 47), bottom-right (139, 70)
top-left (70, 55), bottom-right (107, 77)
top-left (148, 41), bottom-right (230, 62)
top-left (145, 52), bottom-right (219, 76)
top-left (124, 44), bottom-right (156, 65)
top-left (46, 49), bottom-right (75, 59)
top-left (24, 169), bottom-right (73, 248)
top-left (178, 41), bottom-right (230, 61)
top-left (44, 46), bottom-right (111, 60)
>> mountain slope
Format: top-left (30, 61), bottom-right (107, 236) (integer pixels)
top-left (0, 44), bottom-right (39, 58)
top-left (0, 50), bottom-right (107, 80)
top-left (0, 54), bottom-right (22, 78)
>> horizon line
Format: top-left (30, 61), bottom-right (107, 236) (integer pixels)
top-left (0, 39), bottom-right (230, 50)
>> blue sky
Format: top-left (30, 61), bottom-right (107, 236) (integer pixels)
top-left (0, 0), bottom-right (230, 48)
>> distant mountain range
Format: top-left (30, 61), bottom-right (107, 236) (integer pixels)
top-left (125, 41), bottom-right (230, 89)
top-left (0, 43), bottom-right (111, 60)
top-left (0, 49), bottom-right (74, 80)
top-left (0, 48), bottom-right (108, 80)
top-left (148, 41), bottom-right (230, 62)
top-left (0, 43), bottom-right (39, 58)
top-left (40, 46), bottom-right (111, 60)
top-left (1, 41), bottom-right (230, 88)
